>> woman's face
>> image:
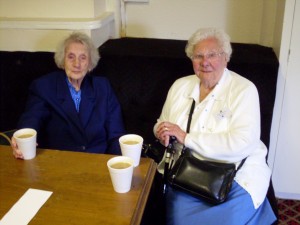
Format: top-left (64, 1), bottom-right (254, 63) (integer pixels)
top-left (191, 38), bottom-right (227, 85)
top-left (64, 42), bottom-right (90, 82)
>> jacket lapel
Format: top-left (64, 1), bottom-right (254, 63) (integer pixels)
top-left (56, 73), bottom-right (84, 132)
top-left (78, 76), bottom-right (96, 128)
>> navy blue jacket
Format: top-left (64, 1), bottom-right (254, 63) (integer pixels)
top-left (18, 71), bottom-right (125, 154)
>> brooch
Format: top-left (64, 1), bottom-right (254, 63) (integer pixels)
top-left (216, 108), bottom-right (232, 120)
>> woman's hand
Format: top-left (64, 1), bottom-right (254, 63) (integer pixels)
top-left (156, 121), bottom-right (186, 147)
top-left (11, 137), bottom-right (24, 159)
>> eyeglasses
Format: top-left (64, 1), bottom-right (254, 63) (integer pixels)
top-left (191, 52), bottom-right (224, 61)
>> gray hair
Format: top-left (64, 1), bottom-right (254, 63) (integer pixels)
top-left (54, 32), bottom-right (100, 71)
top-left (185, 28), bottom-right (232, 62)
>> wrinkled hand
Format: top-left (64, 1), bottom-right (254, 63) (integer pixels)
top-left (11, 137), bottom-right (24, 159)
top-left (156, 122), bottom-right (186, 147)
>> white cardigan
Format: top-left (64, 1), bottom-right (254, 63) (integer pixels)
top-left (154, 69), bottom-right (271, 209)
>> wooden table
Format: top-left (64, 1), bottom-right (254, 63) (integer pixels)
top-left (0, 145), bottom-right (156, 225)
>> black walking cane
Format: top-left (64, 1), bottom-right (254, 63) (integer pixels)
top-left (163, 136), bottom-right (176, 194)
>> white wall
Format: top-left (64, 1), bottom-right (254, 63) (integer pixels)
top-left (124, 0), bottom-right (277, 47)
top-left (272, 0), bottom-right (286, 59)
top-left (0, 0), bottom-right (279, 51)
top-left (0, 0), bottom-right (116, 51)
top-left (0, 0), bottom-right (97, 18)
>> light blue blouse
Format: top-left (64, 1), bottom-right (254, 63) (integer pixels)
top-left (66, 77), bottom-right (81, 112)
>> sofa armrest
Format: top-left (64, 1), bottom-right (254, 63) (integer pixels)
top-left (0, 129), bottom-right (16, 145)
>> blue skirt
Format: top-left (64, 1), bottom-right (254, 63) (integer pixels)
top-left (165, 181), bottom-right (276, 225)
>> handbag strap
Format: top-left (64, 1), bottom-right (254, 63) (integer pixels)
top-left (186, 99), bottom-right (196, 133)
top-left (183, 99), bottom-right (247, 171)
top-left (181, 99), bottom-right (195, 155)
top-left (236, 157), bottom-right (247, 171)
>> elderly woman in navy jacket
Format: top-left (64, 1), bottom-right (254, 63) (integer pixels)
top-left (12, 32), bottom-right (125, 158)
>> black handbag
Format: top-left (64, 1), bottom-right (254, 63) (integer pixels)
top-left (167, 100), bottom-right (246, 204)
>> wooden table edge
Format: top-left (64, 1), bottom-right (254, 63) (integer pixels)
top-left (130, 159), bottom-right (157, 225)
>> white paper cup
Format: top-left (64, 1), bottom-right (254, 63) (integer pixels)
top-left (107, 156), bottom-right (134, 193)
top-left (13, 128), bottom-right (37, 160)
top-left (119, 134), bottom-right (143, 167)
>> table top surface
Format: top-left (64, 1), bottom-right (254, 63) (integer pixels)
top-left (0, 145), bottom-right (156, 225)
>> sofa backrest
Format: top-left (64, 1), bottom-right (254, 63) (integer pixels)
top-left (0, 51), bottom-right (56, 132)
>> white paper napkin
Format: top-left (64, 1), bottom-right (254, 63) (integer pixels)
top-left (0, 188), bottom-right (53, 225)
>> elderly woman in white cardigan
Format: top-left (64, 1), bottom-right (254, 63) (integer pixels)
top-left (154, 28), bottom-right (276, 225)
